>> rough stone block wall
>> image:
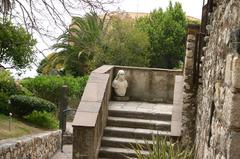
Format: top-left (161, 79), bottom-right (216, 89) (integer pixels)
top-left (195, 0), bottom-right (240, 158)
top-left (182, 32), bottom-right (198, 145)
top-left (0, 130), bottom-right (61, 159)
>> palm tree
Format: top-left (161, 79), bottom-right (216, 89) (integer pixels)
top-left (52, 12), bottom-right (107, 76)
top-left (37, 52), bottom-right (65, 75)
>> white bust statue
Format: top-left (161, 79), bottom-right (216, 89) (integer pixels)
top-left (112, 70), bottom-right (128, 97)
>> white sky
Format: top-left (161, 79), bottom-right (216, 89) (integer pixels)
top-left (109, 0), bottom-right (203, 19)
top-left (12, 0), bottom-right (203, 79)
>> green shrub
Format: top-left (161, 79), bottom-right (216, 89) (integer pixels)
top-left (20, 75), bottom-right (88, 107)
top-left (18, 85), bottom-right (34, 96)
top-left (132, 136), bottom-right (194, 159)
top-left (0, 92), bottom-right (10, 114)
top-left (0, 70), bottom-right (34, 115)
top-left (0, 70), bottom-right (18, 96)
top-left (24, 111), bottom-right (59, 129)
top-left (9, 95), bottom-right (57, 116)
top-left (0, 70), bottom-right (17, 114)
top-left (0, 70), bottom-right (33, 96)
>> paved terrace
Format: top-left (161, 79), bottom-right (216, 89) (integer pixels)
top-left (109, 101), bottom-right (172, 114)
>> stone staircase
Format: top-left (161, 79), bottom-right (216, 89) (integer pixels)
top-left (98, 101), bottom-right (175, 159)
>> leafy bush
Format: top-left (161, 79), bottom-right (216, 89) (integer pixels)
top-left (9, 95), bottom-right (57, 116)
top-left (0, 70), bottom-right (19, 114)
top-left (0, 70), bottom-right (34, 115)
top-left (0, 92), bottom-right (10, 114)
top-left (0, 70), bottom-right (33, 96)
top-left (0, 70), bottom-right (18, 96)
top-left (132, 136), bottom-right (194, 159)
top-left (24, 111), bottom-right (58, 129)
top-left (20, 75), bottom-right (88, 107)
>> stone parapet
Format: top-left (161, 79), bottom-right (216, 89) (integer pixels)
top-left (72, 65), bottom-right (113, 159)
top-left (181, 32), bottom-right (198, 145)
top-left (0, 130), bottom-right (61, 159)
top-left (114, 66), bottom-right (182, 103)
top-left (171, 75), bottom-right (183, 136)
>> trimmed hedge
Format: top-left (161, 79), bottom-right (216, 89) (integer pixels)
top-left (0, 92), bottom-right (10, 114)
top-left (9, 95), bottom-right (57, 116)
top-left (24, 111), bottom-right (59, 129)
top-left (20, 75), bottom-right (88, 107)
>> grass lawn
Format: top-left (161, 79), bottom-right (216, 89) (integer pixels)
top-left (0, 114), bottom-right (46, 140)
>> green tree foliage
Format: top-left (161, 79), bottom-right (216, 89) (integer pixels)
top-left (136, 2), bottom-right (187, 69)
top-left (94, 16), bottom-right (150, 67)
top-left (0, 21), bottom-right (36, 69)
top-left (37, 52), bottom-right (65, 75)
top-left (50, 13), bottom-right (150, 75)
top-left (53, 12), bottom-right (105, 76)
top-left (0, 70), bottom-right (17, 96)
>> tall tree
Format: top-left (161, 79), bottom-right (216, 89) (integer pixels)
top-left (136, 1), bottom-right (187, 69)
top-left (52, 12), bottom-right (105, 76)
top-left (0, 21), bottom-right (36, 69)
top-left (94, 16), bottom-right (150, 67)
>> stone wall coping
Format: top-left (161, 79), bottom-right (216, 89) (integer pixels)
top-left (0, 130), bottom-right (61, 148)
top-left (171, 75), bottom-right (183, 136)
top-left (80, 75), bottom-right (109, 103)
top-left (72, 66), bottom-right (113, 127)
top-left (92, 65), bottom-right (114, 74)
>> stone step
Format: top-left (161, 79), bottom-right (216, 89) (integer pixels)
top-left (104, 126), bottom-right (171, 140)
top-left (107, 116), bottom-right (171, 131)
top-left (101, 136), bottom-right (153, 149)
top-left (108, 109), bottom-right (172, 121)
top-left (98, 147), bottom-right (147, 158)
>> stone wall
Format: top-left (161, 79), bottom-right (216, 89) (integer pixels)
top-left (114, 66), bottom-right (182, 103)
top-left (181, 32), bottom-right (198, 144)
top-left (0, 130), bottom-right (61, 159)
top-left (72, 65), bottom-right (113, 159)
top-left (195, 0), bottom-right (240, 158)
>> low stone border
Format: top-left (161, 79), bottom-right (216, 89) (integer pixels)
top-left (0, 130), bottom-right (61, 159)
